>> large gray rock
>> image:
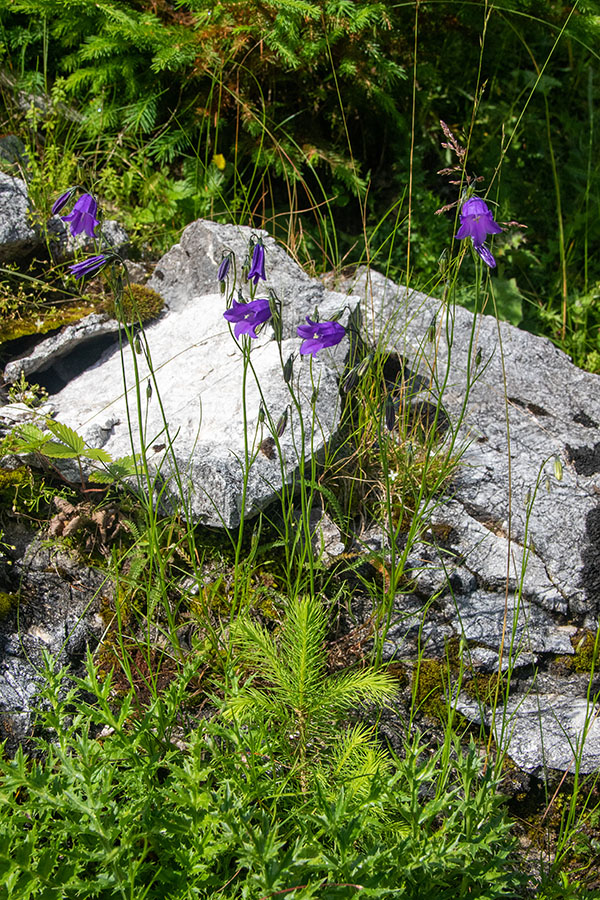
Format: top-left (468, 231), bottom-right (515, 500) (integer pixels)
top-left (0, 173), bottom-right (39, 260)
top-left (339, 267), bottom-right (600, 623)
top-left (15, 221), bottom-right (351, 528)
top-left (336, 267), bottom-right (600, 773)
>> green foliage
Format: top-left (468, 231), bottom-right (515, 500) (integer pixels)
top-left (4, 0), bottom-right (600, 361)
top-left (224, 595), bottom-right (397, 780)
top-left (0, 651), bottom-right (521, 899)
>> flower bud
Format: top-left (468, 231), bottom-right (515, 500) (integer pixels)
top-left (553, 456), bottom-right (563, 482)
top-left (283, 354), bottom-right (294, 384)
top-left (276, 408), bottom-right (288, 437)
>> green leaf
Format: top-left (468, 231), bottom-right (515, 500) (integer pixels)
top-left (41, 441), bottom-right (80, 459)
top-left (44, 421), bottom-right (85, 455)
top-left (83, 447), bottom-right (112, 463)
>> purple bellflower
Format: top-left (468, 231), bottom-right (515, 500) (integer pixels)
top-left (247, 241), bottom-right (266, 285)
top-left (51, 187), bottom-right (77, 215)
top-left (297, 317), bottom-right (346, 356)
top-left (61, 193), bottom-right (100, 239)
top-left (455, 196), bottom-right (502, 268)
top-left (69, 253), bottom-right (110, 280)
top-left (223, 297), bottom-right (272, 339)
top-left (217, 254), bottom-right (232, 283)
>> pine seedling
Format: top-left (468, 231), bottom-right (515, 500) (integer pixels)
top-left (223, 595), bottom-right (397, 788)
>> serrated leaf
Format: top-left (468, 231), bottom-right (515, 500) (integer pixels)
top-left (41, 441), bottom-right (80, 459)
top-left (13, 423), bottom-right (49, 450)
top-left (88, 454), bottom-right (140, 483)
top-left (84, 448), bottom-right (112, 463)
top-left (44, 421), bottom-right (85, 454)
top-left (88, 470), bottom-right (119, 484)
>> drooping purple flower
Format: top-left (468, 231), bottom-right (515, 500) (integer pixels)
top-left (455, 196), bottom-right (502, 269)
top-left (69, 253), bottom-right (110, 280)
top-left (473, 243), bottom-right (497, 268)
top-left (51, 187), bottom-right (77, 215)
top-left (223, 297), bottom-right (272, 339)
top-left (247, 241), bottom-right (266, 285)
top-left (218, 254), bottom-right (232, 283)
top-left (297, 317), bottom-right (346, 356)
top-left (61, 193), bottom-right (100, 239)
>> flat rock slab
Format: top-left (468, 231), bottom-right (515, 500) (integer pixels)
top-left (41, 286), bottom-right (348, 528)
top-left (3, 313), bottom-right (120, 382)
top-left (458, 692), bottom-right (600, 776)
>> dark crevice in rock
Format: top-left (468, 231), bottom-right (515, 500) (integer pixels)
top-left (566, 442), bottom-right (600, 476)
top-left (461, 501), bottom-right (508, 537)
top-left (32, 334), bottom-right (119, 394)
top-left (581, 506), bottom-right (600, 613)
top-left (573, 410), bottom-right (598, 429)
top-left (508, 396), bottom-right (550, 417)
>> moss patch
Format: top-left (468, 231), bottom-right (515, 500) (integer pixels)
top-left (0, 302), bottom-right (97, 344)
top-left (568, 629), bottom-right (600, 673)
top-left (101, 284), bottom-right (164, 324)
top-left (0, 591), bottom-right (19, 618)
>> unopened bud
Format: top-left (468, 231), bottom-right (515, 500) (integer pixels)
top-left (357, 354), bottom-right (372, 377)
top-left (342, 367), bottom-right (358, 393)
top-left (134, 336), bottom-right (142, 355)
top-left (438, 248), bottom-right (448, 276)
top-left (146, 379), bottom-right (152, 401)
top-left (428, 314), bottom-right (437, 342)
top-left (258, 402), bottom-right (266, 424)
top-left (283, 354), bottom-right (294, 384)
top-left (276, 408), bottom-right (288, 437)
top-left (270, 298), bottom-right (283, 343)
top-left (553, 456), bottom-right (563, 482)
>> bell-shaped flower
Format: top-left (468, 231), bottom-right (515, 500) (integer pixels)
top-left (297, 317), bottom-right (346, 356)
top-left (455, 196), bottom-right (502, 269)
top-left (223, 297), bottom-right (272, 339)
top-left (51, 187), bottom-right (77, 215)
top-left (61, 193), bottom-right (100, 239)
top-left (69, 253), bottom-right (110, 280)
top-left (247, 241), bottom-right (266, 285)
